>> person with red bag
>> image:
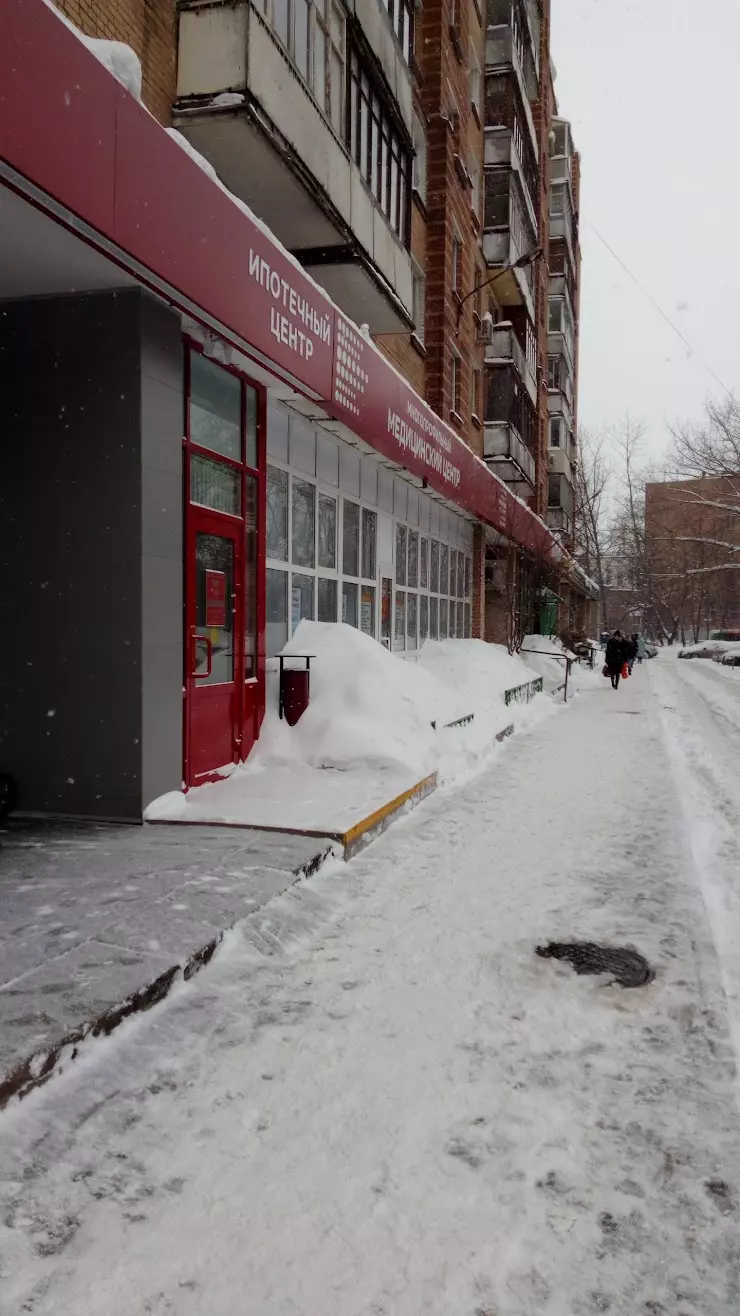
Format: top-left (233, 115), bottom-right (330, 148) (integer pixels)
top-left (604, 629), bottom-right (630, 690)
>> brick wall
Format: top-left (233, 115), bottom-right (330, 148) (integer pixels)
top-left (418, 0), bottom-right (485, 460)
top-left (531, 0), bottom-right (553, 522)
top-left (374, 192), bottom-right (427, 396)
top-left (54, 0), bottom-right (176, 124)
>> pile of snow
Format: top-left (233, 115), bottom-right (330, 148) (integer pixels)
top-left (146, 626), bottom-right (566, 826)
top-left (43, 1), bottom-right (143, 100)
top-left (253, 623), bottom-right (552, 787)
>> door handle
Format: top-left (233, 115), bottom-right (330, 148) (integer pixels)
top-left (192, 633), bottom-right (212, 678)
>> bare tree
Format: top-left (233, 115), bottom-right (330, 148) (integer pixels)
top-left (574, 429), bottom-right (612, 630)
top-left (666, 399), bottom-right (740, 587)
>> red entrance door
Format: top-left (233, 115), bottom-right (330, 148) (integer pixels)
top-left (183, 344), bottom-right (265, 789)
top-left (186, 509), bottom-right (242, 784)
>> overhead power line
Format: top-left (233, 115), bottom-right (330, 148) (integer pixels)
top-left (586, 222), bottom-right (735, 402)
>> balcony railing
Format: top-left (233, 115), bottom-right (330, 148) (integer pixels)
top-left (484, 363), bottom-right (537, 491)
top-left (486, 323), bottom-right (537, 404)
top-left (486, 0), bottom-right (540, 90)
top-left (547, 506), bottom-right (572, 537)
top-left (485, 422), bottom-right (536, 489)
top-left (548, 471), bottom-right (575, 519)
top-left (485, 22), bottom-right (538, 106)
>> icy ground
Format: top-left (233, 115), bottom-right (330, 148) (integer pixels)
top-left (3, 657), bottom-right (740, 1315)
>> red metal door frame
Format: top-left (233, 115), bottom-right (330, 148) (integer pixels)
top-left (182, 340), bottom-right (267, 789)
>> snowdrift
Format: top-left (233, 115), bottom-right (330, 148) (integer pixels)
top-left (255, 622), bottom-right (548, 785)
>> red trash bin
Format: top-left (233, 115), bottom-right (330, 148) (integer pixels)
top-left (279, 655), bottom-right (313, 727)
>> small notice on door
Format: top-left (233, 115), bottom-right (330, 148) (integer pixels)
top-left (205, 570), bottom-right (227, 628)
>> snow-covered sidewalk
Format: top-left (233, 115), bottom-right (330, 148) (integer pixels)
top-left (2, 664), bottom-right (740, 1315)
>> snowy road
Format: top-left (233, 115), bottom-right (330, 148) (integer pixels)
top-left (3, 661), bottom-right (740, 1315)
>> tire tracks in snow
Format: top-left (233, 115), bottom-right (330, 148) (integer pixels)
top-left (653, 660), bottom-right (740, 1088)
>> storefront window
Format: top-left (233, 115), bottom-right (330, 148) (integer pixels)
top-left (458, 554), bottom-right (465, 599)
top-left (420, 595), bottom-right (428, 641)
top-left (420, 537), bottom-right (429, 589)
top-left (450, 549), bottom-right (457, 599)
top-left (318, 493), bottom-right (337, 569)
top-left (362, 508), bottom-right (377, 579)
top-left (292, 478), bottom-right (316, 568)
top-left (246, 386), bottom-right (259, 469)
top-left (343, 499), bottom-right (360, 577)
top-left (343, 580), bottom-right (358, 627)
top-left (465, 556), bottom-right (471, 599)
top-left (267, 568), bottom-right (288, 657)
top-left (395, 590), bottom-right (405, 645)
top-left (395, 523), bottom-right (407, 585)
top-left (267, 465), bottom-right (288, 560)
top-left (407, 593), bottom-right (417, 649)
top-left (408, 531), bottom-right (418, 588)
top-left (458, 602), bottom-right (465, 637)
top-left (430, 596), bottom-right (438, 640)
top-left (381, 577), bottom-right (392, 644)
top-left (440, 597), bottom-right (448, 638)
top-left (191, 453), bottom-right (241, 516)
top-left (244, 476), bottom-right (258, 678)
top-left (430, 539), bottom-right (439, 593)
top-left (440, 544), bottom-right (449, 596)
top-left (360, 584), bottom-right (375, 635)
top-left (291, 573), bottom-right (314, 630)
top-left (189, 350), bottom-right (241, 460)
top-left (449, 600), bottom-right (457, 638)
top-left (318, 576), bottom-right (338, 622)
top-left (465, 602), bottom-right (471, 637)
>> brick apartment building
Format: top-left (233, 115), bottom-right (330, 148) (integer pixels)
top-left (645, 476), bottom-right (740, 640)
top-left (0, 0), bottom-right (596, 817)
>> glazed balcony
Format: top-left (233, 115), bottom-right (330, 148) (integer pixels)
top-left (484, 364), bottom-right (537, 496)
top-left (486, 0), bottom-right (541, 102)
top-left (173, 0), bottom-right (414, 333)
top-left (484, 70), bottom-right (539, 228)
top-left (482, 170), bottom-right (537, 318)
top-left (485, 322), bottom-right (537, 405)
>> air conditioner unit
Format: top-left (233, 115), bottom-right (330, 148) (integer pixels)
top-left (478, 311), bottom-right (494, 344)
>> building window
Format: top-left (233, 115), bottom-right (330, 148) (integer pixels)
top-left (469, 160), bottom-right (480, 222)
top-left (484, 170), bottom-right (509, 228)
top-left (451, 352), bottom-right (462, 418)
top-left (265, 0), bottom-right (345, 135)
top-left (550, 183), bottom-right (566, 216)
top-left (379, 0), bottom-right (413, 62)
top-left (412, 268), bottom-right (426, 345)
top-left (549, 417), bottom-right (562, 448)
top-left (412, 111), bottom-right (427, 202)
top-left (548, 299), bottom-right (563, 333)
top-left (547, 356), bottom-right (562, 391)
top-left (468, 40), bottom-right (481, 118)
top-left (349, 48), bottom-right (412, 244)
top-left (471, 365), bottom-right (482, 422)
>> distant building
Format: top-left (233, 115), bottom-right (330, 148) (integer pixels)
top-left (645, 476), bottom-right (740, 640)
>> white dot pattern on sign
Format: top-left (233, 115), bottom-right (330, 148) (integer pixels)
top-left (333, 318), bottom-right (368, 417)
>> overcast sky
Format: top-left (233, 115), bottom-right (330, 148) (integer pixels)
top-left (550, 0), bottom-right (740, 458)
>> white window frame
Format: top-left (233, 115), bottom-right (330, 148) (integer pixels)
top-left (468, 40), bottom-right (481, 119)
top-left (412, 111), bottom-right (427, 203)
top-left (412, 264), bottom-right (426, 345)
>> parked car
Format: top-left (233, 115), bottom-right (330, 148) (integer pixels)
top-left (645, 643), bottom-right (658, 659)
top-left (720, 648), bottom-right (740, 667)
top-left (679, 640), bottom-right (729, 660)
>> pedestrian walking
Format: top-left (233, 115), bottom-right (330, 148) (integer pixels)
top-left (627, 633), bottom-right (639, 674)
top-left (605, 629), bottom-right (628, 690)
top-left (636, 634), bottom-right (647, 664)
